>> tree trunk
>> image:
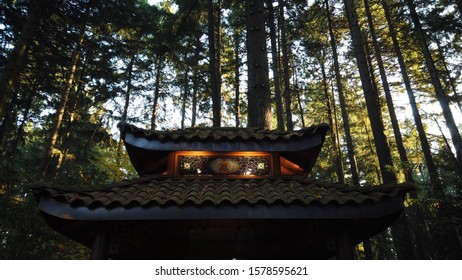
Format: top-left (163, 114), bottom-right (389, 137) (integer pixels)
top-left (0, 0), bottom-right (54, 121)
top-left (116, 54), bottom-right (135, 171)
top-left (325, 0), bottom-right (359, 185)
top-left (246, 0), bottom-right (272, 129)
top-left (343, 0), bottom-right (396, 184)
top-left (217, 0), bottom-right (222, 101)
top-left (364, 0), bottom-right (414, 184)
top-left (380, 0), bottom-right (440, 190)
top-left (345, 0), bottom-right (417, 260)
top-left (151, 56), bottom-right (163, 130)
top-left (208, 0), bottom-right (221, 127)
top-left (192, 34), bottom-right (200, 128)
top-left (233, 31), bottom-right (241, 128)
top-left (55, 72), bottom-right (84, 175)
top-left (267, 0), bottom-right (285, 130)
top-left (406, 0), bottom-right (462, 177)
top-left (181, 64), bottom-right (189, 130)
top-left (381, 0), bottom-right (438, 259)
top-left (278, 0), bottom-right (293, 131)
top-left (321, 49), bottom-right (344, 184)
top-left (435, 40), bottom-right (462, 114)
top-left (121, 55), bottom-right (135, 123)
top-left (296, 86), bottom-right (306, 128)
top-left (191, 73), bottom-right (198, 128)
top-left (41, 0), bottom-right (91, 178)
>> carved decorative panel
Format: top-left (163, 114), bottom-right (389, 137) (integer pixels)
top-left (177, 155), bottom-right (271, 176)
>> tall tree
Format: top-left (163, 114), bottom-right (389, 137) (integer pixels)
top-left (320, 49), bottom-right (345, 184)
top-left (267, 0), bottom-right (285, 130)
top-left (363, 0), bottom-right (414, 183)
top-left (208, 0), bottom-right (222, 127)
top-left (41, 0), bottom-right (93, 178)
top-left (344, 0), bottom-right (416, 260)
top-left (435, 40), bottom-right (462, 114)
top-left (405, 0), bottom-right (462, 176)
top-left (246, 0), bottom-right (272, 129)
top-left (380, 0), bottom-right (441, 189)
top-left (233, 30), bottom-right (241, 128)
top-left (278, 0), bottom-right (294, 131)
top-left (325, 0), bottom-right (360, 185)
top-left (151, 56), bottom-right (164, 130)
top-left (343, 0), bottom-right (396, 184)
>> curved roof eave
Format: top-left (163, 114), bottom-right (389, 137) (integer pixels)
top-left (38, 196), bottom-right (405, 221)
top-left (123, 130), bottom-right (326, 152)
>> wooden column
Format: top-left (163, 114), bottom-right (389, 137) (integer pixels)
top-left (336, 229), bottom-right (354, 260)
top-left (90, 230), bottom-right (109, 260)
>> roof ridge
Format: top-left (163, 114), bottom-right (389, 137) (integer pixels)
top-left (118, 121), bottom-right (330, 137)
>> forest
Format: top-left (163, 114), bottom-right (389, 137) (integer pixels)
top-left (0, 0), bottom-right (461, 259)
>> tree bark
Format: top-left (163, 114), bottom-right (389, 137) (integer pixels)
top-left (435, 40), bottom-right (462, 114)
top-left (121, 55), bottom-right (135, 123)
top-left (246, 0), bottom-right (272, 129)
top-left (343, 0), bottom-right (396, 184)
top-left (278, 0), bottom-right (293, 131)
top-left (406, 0), bottom-right (462, 177)
top-left (321, 49), bottom-right (344, 184)
top-left (233, 31), bottom-right (241, 128)
top-left (296, 86), bottom-right (306, 128)
top-left (267, 0), bottom-right (285, 130)
top-left (192, 34), bottom-right (200, 127)
top-left (208, 0), bottom-right (221, 127)
top-left (116, 54), bottom-right (135, 172)
top-left (325, 0), bottom-right (359, 185)
top-left (363, 11), bottom-right (421, 259)
top-left (345, 0), bottom-right (417, 260)
top-left (364, 0), bottom-right (414, 184)
top-left (151, 56), bottom-right (163, 130)
top-left (181, 62), bottom-right (189, 130)
top-left (380, 0), bottom-right (441, 190)
top-left (379, 3), bottom-right (437, 259)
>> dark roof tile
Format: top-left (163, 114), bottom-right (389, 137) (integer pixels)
top-left (118, 122), bottom-right (330, 143)
top-left (31, 175), bottom-right (414, 210)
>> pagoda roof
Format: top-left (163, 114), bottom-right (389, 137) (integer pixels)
top-left (32, 175), bottom-right (412, 219)
top-left (31, 176), bottom-right (413, 259)
top-left (118, 122), bottom-right (330, 176)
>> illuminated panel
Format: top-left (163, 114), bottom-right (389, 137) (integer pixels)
top-left (177, 154), bottom-right (271, 176)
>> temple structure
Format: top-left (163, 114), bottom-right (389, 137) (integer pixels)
top-left (32, 122), bottom-right (413, 259)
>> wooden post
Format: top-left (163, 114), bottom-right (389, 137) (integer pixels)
top-left (336, 229), bottom-right (354, 260)
top-left (90, 230), bottom-right (109, 260)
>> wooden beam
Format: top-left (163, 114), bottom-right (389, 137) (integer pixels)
top-left (90, 230), bottom-right (109, 260)
top-left (280, 156), bottom-right (304, 175)
top-left (335, 229), bottom-right (354, 260)
top-left (273, 152), bottom-right (281, 176)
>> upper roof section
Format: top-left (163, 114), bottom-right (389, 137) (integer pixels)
top-left (118, 122), bottom-right (330, 176)
top-left (118, 122), bottom-right (330, 152)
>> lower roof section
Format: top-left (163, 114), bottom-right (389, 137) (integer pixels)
top-left (32, 175), bottom-right (413, 259)
top-left (32, 175), bottom-right (413, 220)
top-left (38, 195), bottom-right (405, 221)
